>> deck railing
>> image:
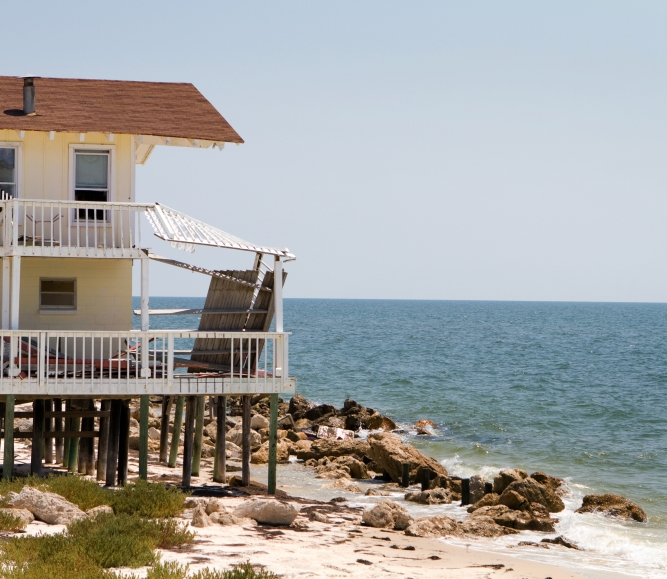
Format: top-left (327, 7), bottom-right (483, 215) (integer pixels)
top-left (0, 199), bottom-right (153, 257)
top-left (0, 330), bottom-right (290, 396)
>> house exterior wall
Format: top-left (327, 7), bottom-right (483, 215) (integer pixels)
top-left (0, 257), bottom-right (133, 331)
top-left (0, 130), bottom-right (134, 202)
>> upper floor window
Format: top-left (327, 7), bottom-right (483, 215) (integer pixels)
top-left (0, 147), bottom-right (17, 199)
top-left (74, 149), bottom-right (109, 220)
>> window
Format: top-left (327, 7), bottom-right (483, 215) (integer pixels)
top-left (40, 279), bottom-right (76, 311)
top-left (0, 147), bottom-right (16, 199)
top-left (74, 150), bottom-right (109, 220)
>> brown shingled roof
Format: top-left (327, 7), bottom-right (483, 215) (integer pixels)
top-left (0, 76), bottom-right (243, 143)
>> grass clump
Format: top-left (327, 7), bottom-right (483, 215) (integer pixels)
top-left (0, 510), bottom-right (28, 532)
top-left (110, 480), bottom-right (187, 518)
top-left (147, 561), bottom-right (279, 579)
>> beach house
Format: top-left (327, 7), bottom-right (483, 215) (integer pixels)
top-left (0, 76), bottom-right (294, 489)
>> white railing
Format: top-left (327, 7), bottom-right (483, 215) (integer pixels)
top-left (0, 330), bottom-right (291, 396)
top-left (0, 199), bottom-right (153, 257)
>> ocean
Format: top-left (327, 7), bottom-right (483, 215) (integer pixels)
top-left (135, 297), bottom-right (667, 579)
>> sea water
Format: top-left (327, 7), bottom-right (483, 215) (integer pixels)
top-left (136, 298), bottom-right (667, 579)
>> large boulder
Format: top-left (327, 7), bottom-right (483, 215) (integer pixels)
top-left (492, 469), bottom-right (528, 495)
top-left (312, 456), bottom-right (370, 480)
top-left (531, 472), bottom-right (566, 495)
top-left (404, 488), bottom-right (451, 505)
top-left (467, 493), bottom-right (500, 512)
top-left (191, 504), bottom-right (212, 527)
top-left (405, 515), bottom-right (459, 538)
top-left (295, 438), bottom-right (370, 461)
top-left (251, 439), bottom-right (292, 464)
top-left (288, 393), bottom-right (313, 420)
top-left (7, 486), bottom-right (86, 525)
top-left (502, 478), bottom-right (564, 513)
top-left (575, 494), bottom-right (647, 522)
top-left (233, 499), bottom-right (299, 526)
top-left (498, 489), bottom-right (530, 511)
top-left (469, 474), bottom-right (486, 504)
top-left (459, 515), bottom-right (519, 537)
top-left (304, 404), bottom-right (336, 421)
top-left (470, 505), bottom-right (554, 533)
top-left (366, 432), bottom-right (447, 484)
top-left (251, 414), bottom-right (269, 430)
top-left (361, 500), bottom-right (413, 530)
top-left (227, 426), bottom-right (262, 450)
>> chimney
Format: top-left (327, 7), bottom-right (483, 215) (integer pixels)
top-left (21, 76), bottom-right (38, 116)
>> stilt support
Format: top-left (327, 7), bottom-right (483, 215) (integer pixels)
top-left (168, 397), bottom-right (184, 468)
top-left (182, 396), bottom-right (196, 487)
top-left (192, 396), bottom-right (205, 477)
top-left (117, 400), bottom-right (130, 486)
top-left (97, 400), bottom-right (110, 481)
top-left (241, 395), bottom-right (251, 487)
top-left (31, 399), bottom-right (45, 477)
top-left (267, 394), bottom-right (278, 494)
top-left (213, 397), bottom-right (226, 483)
top-left (159, 397), bottom-right (172, 464)
top-left (139, 395), bottom-right (149, 480)
top-left (106, 399), bottom-right (121, 487)
top-left (2, 395), bottom-right (14, 481)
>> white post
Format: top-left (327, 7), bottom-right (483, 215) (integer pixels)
top-left (10, 255), bottom-right (20, 330)
top-left (273, 257), bottom-right (283, 378)
top-left (140, 256), bottom-right (151, 378)
top-left (2, 258), bottom-right (10, 330)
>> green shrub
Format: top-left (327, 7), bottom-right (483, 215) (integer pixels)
top-left (41, 474), bottom-right (112, 511)
top-left (111, 480), bottom-right (187, 518)
top-left (147, 561), bottom-right (279, 579)
top-left (0, 510), bottom-right (28, 532)
top-left (147, 561), bottom-right (189, 579)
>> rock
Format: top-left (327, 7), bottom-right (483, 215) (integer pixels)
top-left (7, 487), bottom-right (86, 525)
top-left (184, 497), bottom-right (208, 509)
top-left (251, 414), bottom-right (269, 430)
top-left (492, 469), bottom-right (529, 495)
top-left (233, 499), bottom-right (299, 525)
top-left (405, 488), bottom-right (451, 505)
top-left (205, 499), bottom-right (227, 515)
top-left (0, 507), bottom-right (34, 529)
top-left (204, 421), bottom-right (218, 441)
top-left (575, 494), bottom-right (647, 522)
top-left (361, 500), bottom-right (413, 530)
top-left (308, 511), bottom-right (331, 523)
top-left (502, 478), bottom-right (565, 513)
top-left (414, 419), bottom-right (435, 429)
top-left (367, 413), bottom-right (395, 431)
top-left (529, 502), bottom-right (551, 519)
top-left (294, 418), bottom-right (313, 429)
top-left (542, 536), bottom-right (581, 550)
top-left (405, 515), bottom-right (459, 538)
top-left (470, 505), bottom-right (554, 533)
top-left (148, 427), bottom-right (161, 440)
top-left (192, 504), bottom-right (212, 527)
top-left (210, 511), bottom-right (248, 526)
top-left (468, 493), bottom-right (500, 512)
top-left (304, 404), bottom-right (336, 421)
top-left (227, 426), bottom-right (262, 450)
top-left (287, 430), bottom-right (307, 442)
top-left (469, 474), bottom-right (486, 504)
top-left (329, 456), bottom-right (370, 479)
top-left (86, 505), bottom-right (114, 518)
top-left (326, 479), bottom-right (363, 493)
top-left (251, 439), bottom-right (292, 464)
top-left (365, 488), bottom-right (392, 497)
top-left (128, 436), bottom-right (140, 451)
top-left (226, 441), bottom-right (242, 456)
top-left (531, 472), bottom-right (566, 495)
top-left (129, 417), bottom-right (140, 430)
top-left (291, 439), bottom-right (312, 455)
top-left (498, 489), bottom-right (530, 511)
top-left (366, 432), bottom-right (447, 484)
top-left (460, 515), bottom-right (519, 537)
top-left (296, 438), bottom-right (371, 461)
top-left (278, 414), bottom-right (295, 430)
top-left (288, 393), bottom-right (313, 420)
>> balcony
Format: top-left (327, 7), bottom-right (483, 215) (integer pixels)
top-left (0, 330), bottom-right (294, 396)
top-left (0, 199), bottom-right (151, 258)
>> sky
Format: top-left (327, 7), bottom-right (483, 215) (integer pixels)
top-left (5, 1), bottom-right (667, 301)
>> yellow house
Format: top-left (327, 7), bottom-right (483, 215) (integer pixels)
top-left (0, 76), bottom-right (294, 489)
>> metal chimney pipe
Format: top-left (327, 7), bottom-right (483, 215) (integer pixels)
top-left (22, 76), bottom-right (36, 116)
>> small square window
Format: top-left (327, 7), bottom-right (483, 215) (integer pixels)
top-left (40, 279), bottom-right (76, 311)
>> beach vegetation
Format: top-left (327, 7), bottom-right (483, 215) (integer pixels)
top-left (0, 510), bottom-right (28, 532)
top-left (147, 561), bottom-right (280, 579)
top-left (110, 479), bottom-right (187, 518)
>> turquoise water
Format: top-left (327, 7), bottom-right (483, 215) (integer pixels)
top-left (137, 298), bottom-right (667, 577)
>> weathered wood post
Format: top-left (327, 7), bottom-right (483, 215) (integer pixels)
top-left (79, 400), bottom-right (95, 476)
top-left (267, 393), bottom-right (279, 495)
top-left (117, 400), bottom-right (130, 486)
top-left (461, 478), bottom-right (470, 506)
top-left (139, 395), bottom-right (149, 480)
top-left (213, 396), bottom-right (226, 483)
top-left (421, 467), bottom-right (431, 491)
top-left (182, 395), bottom-right (196, 487)
top-left (401, 463), bottom-right (410, 488)
top-left (168, 396), bottom-right (184, 468)
top-left (31, 399), bottom-right (45, 477)
top-left (97, 400), bottom-right (110, 481)
top-left (53, 398), bottom-right (63, 464)
top-left (62, 403), bottom-right (71, 467)
top-left (192, 396), bottom-right (205, 477)
top-left (2, 394), bottom-right (14, 480)
top-left (241, 395), bottom-right (251, 487)
top-left (67, 407), bottom-right (80, 474)
top-left (159, 396), bottom-right (172, 464)
top-left (44, 399), bottom-right (53, 464)
top-left (105, 399), bottom-right (122, 487)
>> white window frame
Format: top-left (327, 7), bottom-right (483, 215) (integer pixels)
top-left (68, 144), bottom-right (115, 222)
top-left (0, 142), bottom-right (22, 199)
top-left (39, 278), bottom-right (77, 314)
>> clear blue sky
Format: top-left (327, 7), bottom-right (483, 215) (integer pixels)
top-left (7, 1), bottom-right (667, 301)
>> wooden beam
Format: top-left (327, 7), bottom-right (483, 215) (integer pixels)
top-left (159, 397), bottom-right (172, 464)
top-left (97, 400), bottom-right (110, 481)
top-left (138, 395), bottom-right (149, 480)
top-left (44, 400), bottom-right (53, 464)
top-left (117, 401), bottom-right (130, 486)
top-left (14, 411), bottom-right (111, 419)
top-left (106, 400), bottom-right (121, 487)
top-left (182, 396), bottom-right (196, 487)
top-left (168, 397), bottom-right (184, 469)
top-left (192, 396), bottom-right (205, 477)
top-left (213, 397), bottom-right (226, 483)
top-left (30, 400), bottom-right (44, 477)
top-left (132, 308), bottom-right (268, 316)
top-left (67, 411), bottom-right (80, 473)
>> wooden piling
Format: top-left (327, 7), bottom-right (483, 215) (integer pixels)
top-left (53, 398), bottom-right (63, 464)
top-left (3, 395), bottom-right (14, 481)
top-left (192, 396), bottom-right (205, 477)
top-left (97, 400), bottom-right (110, 481)
top-left (401, 463), bottom-right (410, 488)
top-left (139, 395), bottom-right (149, 480)
top-left (267, 393), bottom-right (278, 495)
top-left (182, 396), bottom-right (196, 487)
top-left (44, 400), bottom-right (53, 464)
top-left (168, 397), bottom-right (184, 468)
top-left (421, 467), bottom-right (431, 491)
top-left (62, 400), bottom-right (71, 465)
top-left (30, 399), bottom-right (45, 477)
top-left (106, 400), bottom-right (122, 487)
top-left (79, 400), bottom-right (95, 476)
top-left (241, 395), bottom-right (251, 487)
top-left (67, 413), bottom-right (80, 473)
top-left (117, 400), bottom-right (130, 486)
top-left (213, 396), bottom-right (226, 484)
top-left (461, 478), bottom-right (470, 506)
top-left (159, 396), bottom-right (172, 464)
